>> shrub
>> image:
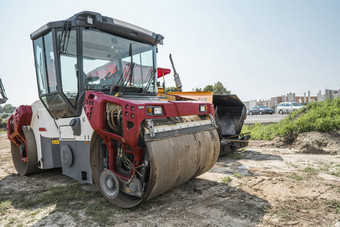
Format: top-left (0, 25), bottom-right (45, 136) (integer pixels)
top-left (0, 116), bottom-right (6, 129)
top-left (242, 98), bottom-right (340, 140)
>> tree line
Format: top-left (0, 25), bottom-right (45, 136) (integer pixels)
top-left (0, 104), bottom-right (16, 114)
top-left (166, 81), bottom-right (231, 95)
top-left (0, 104), bottom-right (15, 128)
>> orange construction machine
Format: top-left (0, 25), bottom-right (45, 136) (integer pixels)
top-left (157, 56), bottom-right (250, 155)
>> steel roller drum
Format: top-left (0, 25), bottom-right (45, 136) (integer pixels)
top-left (91, 128), bottom-right (220, 208)
top-left (143, 128), bottom-right (220, 201)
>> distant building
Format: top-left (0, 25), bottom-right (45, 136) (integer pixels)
top-left (242, 89), bottom-right (336, 114)
top-left (243, 100), bottom-right (257, 114)
top-left (325, 89), bottom-right (340, 99)
top-left (271, 96), bottom-right (283, 108)
top-left (287, 92), bottom-right (295, 102)
top-left (257, 99), bottom-right (271, 107)
top-left (295, 96), bottom-right (317, 103)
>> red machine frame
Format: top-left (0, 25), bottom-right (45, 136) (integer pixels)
top-left (83, 90), bottom-right (215, 181)
top-left (7, 106), bottom-right (33, 162)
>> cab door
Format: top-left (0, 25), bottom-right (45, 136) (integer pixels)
top-left (33, 29), bottom-right (79, 119)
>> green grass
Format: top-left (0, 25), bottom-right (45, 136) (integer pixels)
top-left (226, 153), bottom-right (243, 160)
top-left (4, 217), bottom-right (17, 227)
top-left (330, 171), bottom-right (340, 177)
top-left (221, 176), bottom-right (232, 185)
top-left (0, 200), bottom-right (11, 215)
top-left (302, 166), bottom-right (318, 174)
top-left (317, 162), bottom-right (330, 171)
top-left (286, 161), bottom-right (299, 169)
top-left (233, 173), bottom-right (244, 178)
top-left (325, 200), bottom-right (340, 214)
top-left (279, 209), bottom-right (295, 222)
top-left (12, 184), bottom-right (100, 209)
top-left (287, 173), bottom-right (303, 181)
top-left (242, 98), bottom-right (340, 140)
top-left (329, 163), bottom-right (340, 176)
top-left (0, 182), bottom-right (170, 226)
top-left (29, 209), bottom-right (42, 217)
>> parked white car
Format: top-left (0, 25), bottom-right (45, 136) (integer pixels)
top-left (277, 102), bottom-right (304, 114)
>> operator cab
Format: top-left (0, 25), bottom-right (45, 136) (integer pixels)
top-left (31, 11), bottom-right (163, 118)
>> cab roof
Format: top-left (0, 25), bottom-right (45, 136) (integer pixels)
top-left (30, 11), bottom-right (164, 45)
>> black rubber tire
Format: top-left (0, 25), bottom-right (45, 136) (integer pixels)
top-left (250, 111), bottom-right (253, 115)
top-left (11, 126), bottom-right (40, 176)
top-left (279, 109), bottom-right (283, 115)
top-left (259, 111), bottom-right (263, 115)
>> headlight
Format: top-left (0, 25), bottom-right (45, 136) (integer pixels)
top-left (153, 107), bottom-right (162, 115)
top-left (146, 106), bottom-right (163, 116)
top-left (199, 105), bottom-right (208, 112)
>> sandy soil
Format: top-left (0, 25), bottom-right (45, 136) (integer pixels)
top-left (261, 131), bottom-right (340, 155)
top-left (0, 133), bottom-right (339, 227)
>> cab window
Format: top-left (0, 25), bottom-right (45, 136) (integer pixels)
top-left (44, 32), bottom-right (57, 93)
top-left (33, 37), bottom-right (48, 95)
top-left (58, 29), bottom-right (78, 107)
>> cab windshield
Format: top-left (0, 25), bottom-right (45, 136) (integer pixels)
top-left (82, 29), bottom-right (156, 94)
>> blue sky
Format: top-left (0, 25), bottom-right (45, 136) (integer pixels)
top-left (0, 0), bottom-right (339, 106)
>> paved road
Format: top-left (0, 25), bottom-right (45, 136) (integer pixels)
top-left (244, 114), bottom-right (287, 124)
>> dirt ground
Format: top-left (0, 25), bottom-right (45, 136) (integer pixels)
top-left (0, 133), bottom-right (339, 227)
